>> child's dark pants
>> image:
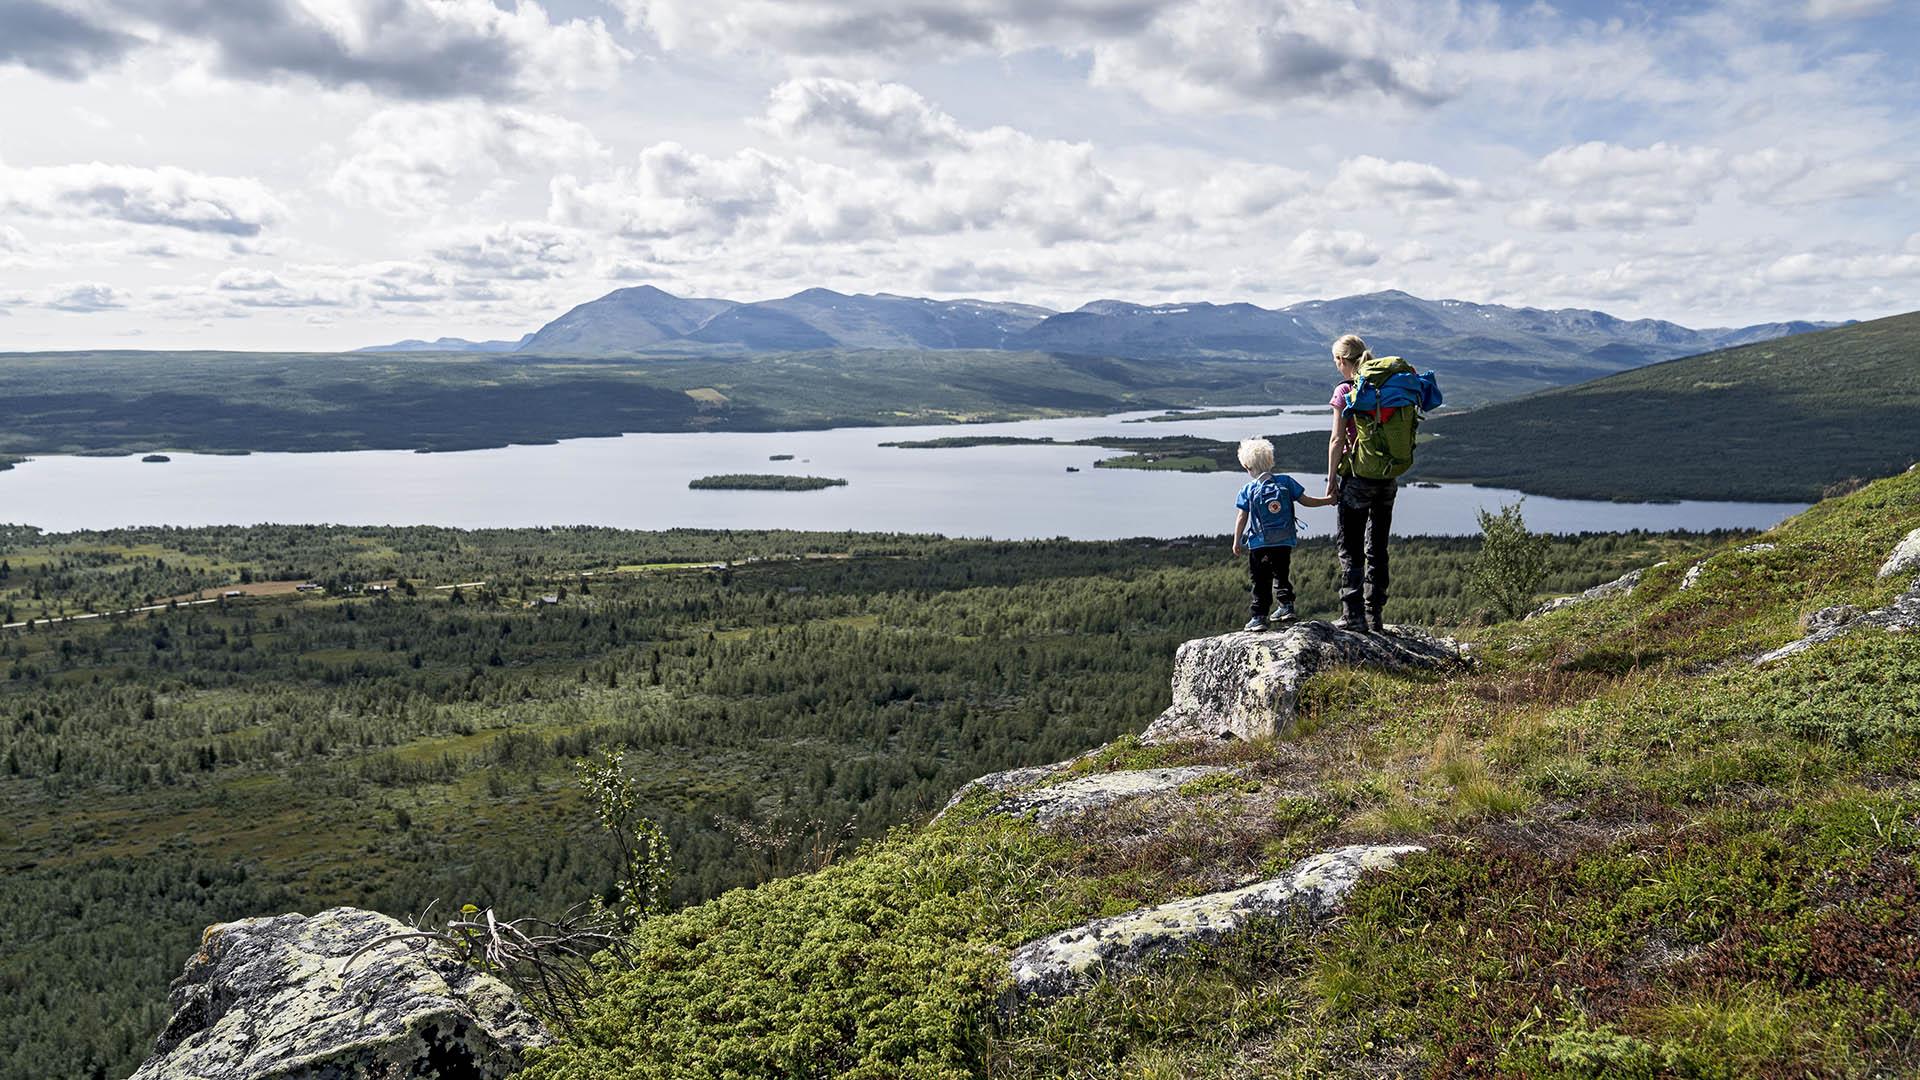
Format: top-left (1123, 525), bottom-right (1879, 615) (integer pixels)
top-left (1248, 546), bottom-right (1295, 619)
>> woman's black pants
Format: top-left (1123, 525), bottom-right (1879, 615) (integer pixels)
top-left (1336, 475), bottom-right (1397, 618)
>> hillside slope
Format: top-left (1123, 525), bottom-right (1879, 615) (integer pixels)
top-left (1418, 311), bottom-right (1920, 502)
top-left (521, 469), bottom-right (1920, 1079)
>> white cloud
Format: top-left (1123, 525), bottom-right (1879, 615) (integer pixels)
top-left (1803, 0), bottom-right (1892, 18)
top-left (1087, 0), bottom-right (1446, 111)
top-left (45, 281), bottom-right (130, 311)
top-left (330, 103), bottom-right (607, 214)
top-left (554, 83), bottom-right (1155, 248)
top-left (628, 0), bottom-right (1443, 111)
top-left (1286, 227), bottom-right (1379, 267)
top-left (213, 269), bottom-right (286, 291)
top-left (430, 222), bottom-right (591, 279)
top-left (1325, 155), bottom-right (1478, 213)
top-left (1536, 141), bottom-right (1725, 194)
top-left (762, 77), bottom-right (966, 156)
top-left (550, 142), bottom-right (790, 240)
top-left (10, 0), bottom-right (628, 98)
top-left (0, 160), bottom-right (288, 235)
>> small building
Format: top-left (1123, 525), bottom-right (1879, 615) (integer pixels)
top-left (296, 583), bottom-right (323, 592)
top-left (365, 584), bottom-right (391, 594)
top-left (537, 594), bottom-right (561, 605)
top-left (222, 590), bottom-right (244, 599)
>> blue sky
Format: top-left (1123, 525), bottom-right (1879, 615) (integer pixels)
top-left (0, 0), bottom-right (1915, 349)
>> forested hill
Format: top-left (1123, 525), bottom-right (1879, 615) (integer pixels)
top-left (1416, 310), bottom-right (1920, 502)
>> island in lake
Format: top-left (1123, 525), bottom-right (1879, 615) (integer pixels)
top-left (141, 454), bottom-right (171, 463)
top-left (690, 474), bottom-right (849, 491)
top-left (769, 453), bottom-right (795, 460)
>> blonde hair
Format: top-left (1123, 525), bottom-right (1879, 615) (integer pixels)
top-left (1237, 437), bottom-right (1274, 474)
top-left (1332, 334), bottom-right (1372, 370)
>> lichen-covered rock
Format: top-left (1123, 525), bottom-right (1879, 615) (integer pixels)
top-left (1756, 578), bottom-right (1920, 665)
top-left (1007, 844), bottom-right (1424, 1003)
top-left (1528, 568), bottom-right (1644, 619)
top-left (1803, 605), bottom-right (1863, 634)
top-left (1141, 624), bottom-right (1466, 744)
top-left (1881, 528), bottom-right (1920, 579)
top-left (939, 760), bottom-right (1077, 816)
top-left (989, 766), bottom-right (1230, 825)
top-left (130, 906), bottom-right (548, 1080)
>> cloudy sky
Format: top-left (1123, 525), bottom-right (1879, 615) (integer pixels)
top-left (0, 0), bottom-right (1915, 350)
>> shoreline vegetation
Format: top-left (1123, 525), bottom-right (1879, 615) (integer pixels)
top-left (689, 474), bottom-right (848, 491)
top-left (882, 432), bottom-right (1330, 474)
top-left (1122, 407), bottom-right (1291, 423)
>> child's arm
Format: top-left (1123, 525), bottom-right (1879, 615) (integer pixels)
top-left (1231, 509), bottom-right (1249, 555)
top-left (1297, 492), bottom-right (1337, 508)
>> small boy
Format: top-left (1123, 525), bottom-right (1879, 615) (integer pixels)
top-left (1232, 437), bottom-right (1336, 631)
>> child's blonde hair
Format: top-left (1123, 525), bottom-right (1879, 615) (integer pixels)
top-left (1237, 437), bottom-right (1274, 474)
top-left (1332, 333), bottom-right (1372, 370)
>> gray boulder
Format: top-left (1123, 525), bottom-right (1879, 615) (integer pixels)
top-left (987, 766), bottom-right (1230, 826)
top-left (1756, 577), bottom-right (1920, 665)
top-left (1803, 605), bottom-right (1863, 634)
top-left (1008, 844), bottom-right (1424, 1003)
top-left (1528, 567), bottom-right (1644, 619)
top-left (130, 907), bottom-right (548, 1080)
top-left (1141, 624), bottom-right (1466, 744)
top-left (1881, 528), bottom-right (1920, 579)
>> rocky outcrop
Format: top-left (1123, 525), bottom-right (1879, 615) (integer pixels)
top-left (1007, 844), bottom-right (1425, 1003)
top-left (1881, 528), bottom-right (1920, 579)
top-left (1141, 624), bottom-right (1466, 744)
top-left (1757, 577), bottom-right (1920, 665)
top-left (986, 766), bottom-right (1230, 826)
top-left (131, 907), bottom-right (548, 1080)
top-left (1528, 567), bottom-right (1645, 619)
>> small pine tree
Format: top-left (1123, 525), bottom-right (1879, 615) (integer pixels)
top-left (1468, 501), bottom-right (1550, 621)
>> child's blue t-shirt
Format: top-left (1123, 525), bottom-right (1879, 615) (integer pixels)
top-left (1236, 472), bottom-right (1308, 548)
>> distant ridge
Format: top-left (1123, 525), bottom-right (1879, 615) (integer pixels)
top-left (1417, 310), bottom-right (1919, 502)
top-left (356, 334), bottom-right (534, 353)
top-left (365, 286), bottom-right (1843, 386)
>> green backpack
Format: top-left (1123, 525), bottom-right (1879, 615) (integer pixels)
top-left (1340, 355), bottom-right (1420, 481)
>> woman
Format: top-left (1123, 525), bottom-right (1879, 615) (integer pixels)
top-left (1326, 333), bottom-right (1396, 633)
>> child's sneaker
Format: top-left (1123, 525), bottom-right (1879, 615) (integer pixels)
top-left (1243, 616), bottom-right (1269, 632)
top-left (1274, 602), bottom-right (1298, 622)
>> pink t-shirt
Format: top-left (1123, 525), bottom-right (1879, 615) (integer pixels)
top-left (1330, 382), bottom-right (1355, 443)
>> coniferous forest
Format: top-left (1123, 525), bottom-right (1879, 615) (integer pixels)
top-left (0, 523), bottom-right (1735, 1080)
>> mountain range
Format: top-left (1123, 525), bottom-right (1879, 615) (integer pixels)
top-left (360, 286), bottom-right (1838, 379)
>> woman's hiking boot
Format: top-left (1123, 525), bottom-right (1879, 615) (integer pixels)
top-left (1334, 605), bottom-right (1368, 633)
top-left (1366, 608), bottom-right (1386, 634)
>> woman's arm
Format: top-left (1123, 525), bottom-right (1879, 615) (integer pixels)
top-left (1326, 405), bottom-right (1346, 495)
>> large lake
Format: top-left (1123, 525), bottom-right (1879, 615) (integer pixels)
top-left (0, 407), bottom-right (1803, 539)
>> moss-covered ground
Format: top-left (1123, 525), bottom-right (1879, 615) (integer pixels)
top-left (523, 468), bottom-right (1920, 1079)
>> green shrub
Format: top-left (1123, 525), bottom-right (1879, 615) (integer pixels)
top-left (519, 822), bottom-right (1078, 1080)
top-left (1467, 502), bottom-right (1550, 621)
